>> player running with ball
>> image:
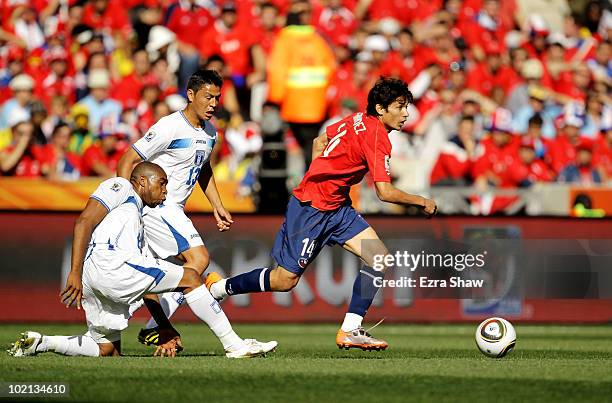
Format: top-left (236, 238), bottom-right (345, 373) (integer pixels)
top-left (206, 77), bottom-right (437, 351)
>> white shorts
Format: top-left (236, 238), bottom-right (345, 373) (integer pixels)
top-left (142, 204), bottom-right (204, 259)
top-left (82, 253), bottom-right (184, 344)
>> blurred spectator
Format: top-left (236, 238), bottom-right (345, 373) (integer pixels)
top-left (523, 113), bottom-right (553, 161)
top-left (199, 2), bottom-right (266, 96)
top-left (505, 58), bottom-right (548, 115)
top-left (473, 108), bottom-right (519, 188)
top-left (512, 85), bottom-right (559, 138)
top-left (327, 59), bottom-right (371, 118)
top-left (145, 25), bottom-right (180, 77)
top-left (76, 69), bottom-right (122, 134)
top-left (203, 54), bottom-right (243, 128)
top-left (10, 5), bottom-right (46, 50)
top-left (38, 122), bottom-right (81, 181)
top-left (267, 0), bottom-right (336, 168)
top-left (516, 0), bottom-right (570, 34)
top-left (313, 0), bottom-right (358, 47)
top-left (0, 74), bottom-right (34, 129)
top-left (548, 103), bottom-right (587, 174)
top-left (41, 95), bottom-right (70, 139)
top-left (39, 47), bottom-right (76, 106)
top-left (466, 41), bottom-right (515, 98)
top-left (30, 101), bottom-right (48, 145)
top-left (253, 2), bottom-right (282, 56)
top-left (82, 0), bottom-right (131, 37)
top-left (558, 140), bottom-right (602, 184)
top-left (582, 93), bottom-right (609, 138)
top-left (512, 137), bottom-right (553, 185)
top-left (0, 120), bottom-right (41, 177)
top-left (68, 104), bottom-right (95, 155)
top-left (166, 0), bottom-right (214, 92)
top-left (111, 49), bottom-right (155, 110)
top-left (430, 115), bottom-right (478, 186)
top-left (80, 121), bottom-right (127, 177)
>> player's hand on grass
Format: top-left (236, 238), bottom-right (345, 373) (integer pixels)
top-left (157, 328), bottom-right (183, 352)
top-left (423, 198), bottom-right (437, 218)
top-left (60, 271), bottom-right (83, 309)
top-left (154, 337), bottom-right (182, 358)
top-left (214, 207), bottom-right (234, 232)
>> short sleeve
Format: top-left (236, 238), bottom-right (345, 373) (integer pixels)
top-left (131, 120), bottom-right (174, 160)
top-left (90, 178), bottom-right (132, 212)
top-left (364, 129), bottom-right (392, 183)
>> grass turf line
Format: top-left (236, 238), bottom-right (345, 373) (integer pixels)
top-left (1, 324), bottom-right (611, 402)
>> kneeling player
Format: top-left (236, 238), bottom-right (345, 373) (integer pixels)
top-left (206, 78), bottom-right (437, 351)
top-left (9, 162), bottom-right (276, 358)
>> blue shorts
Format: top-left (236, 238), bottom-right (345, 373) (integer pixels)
top-left (271, 196), bottom-right (370, 275)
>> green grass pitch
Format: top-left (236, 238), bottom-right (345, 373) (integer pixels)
top-left (1, 323), bottom-right (611, 402)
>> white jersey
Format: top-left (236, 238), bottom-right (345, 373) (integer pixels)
top-left (132, 110), bottom-right (217, 207)
top-left (82, 177), bottom-right (184, 343)
top-left (87, 177), bottom-right (144, 267)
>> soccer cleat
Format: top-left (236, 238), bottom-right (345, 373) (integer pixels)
top-left (225, 339), bottom-right (278, 358)
top-left (138, 327), bottom-right (160, 346)
top-left (205, 272), bottom-right (225, 301)
top-left (336, 327), bottom-right (389, 351)
top-left (8, 331), bottom-right (42, 357)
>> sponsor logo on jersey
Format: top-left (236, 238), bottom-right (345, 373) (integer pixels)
top-left (298, 258), bottom-right (309, 269)
top-left (145, 130), bottom-right (156, 142)
top-left (110, 182), bottom-right (122, 192)
top-left (194, 150), bottom-right (205, 166)
top-left (190, 234), bottom-right (201, 239)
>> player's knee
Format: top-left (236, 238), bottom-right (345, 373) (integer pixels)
top-left (182, 267), bottom-right (203, 289)
top-left (98, 343), bottom-right (119, 357)
top-left (270, 268), bottom-right (300, 292)
top-left (182, 248), bottom-right (210, 275)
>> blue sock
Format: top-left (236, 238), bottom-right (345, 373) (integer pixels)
top-left (348, 266), bottom-right (383, 317)
top-left (225, 268), bottom-right (271, 295)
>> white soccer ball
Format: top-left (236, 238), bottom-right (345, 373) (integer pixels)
top-left (475, 317), bottom-right (516, 358)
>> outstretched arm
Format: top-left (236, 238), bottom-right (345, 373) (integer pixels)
top-left (117, 147), bottom-right (143, 180)
top-left (61, 198), bottom-right (108, 308)
top-left (375, 182), bottom-right (437, 216)
top-left (198, 162), bottom-right (234, 231)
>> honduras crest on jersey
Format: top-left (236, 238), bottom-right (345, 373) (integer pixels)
top-left (194, 150), bottom-right (205, 166)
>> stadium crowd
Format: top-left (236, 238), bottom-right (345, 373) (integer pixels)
top-left (0, 0), bottom-right (610, 201)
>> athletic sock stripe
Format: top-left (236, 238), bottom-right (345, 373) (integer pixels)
top-left (259, 268), bottom-right (269, 292)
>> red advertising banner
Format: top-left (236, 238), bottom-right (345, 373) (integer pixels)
top-left (1, 213), bottom-right (611, 323)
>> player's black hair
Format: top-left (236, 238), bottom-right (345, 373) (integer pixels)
top-left (205, 54), bottom-right (226, 66)
top-left (186, 69), bottom-right (223, 96)
top-left (130, 161), bottom-right (166, 183)
top-left (528, 113), bottom-right (544, 127)
top-left (366, 77), bottom-right (413, 117)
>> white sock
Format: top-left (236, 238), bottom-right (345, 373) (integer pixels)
top-left (145, 292), bottom-right (184, 329)
top-left (341, 313), bottom-right (363, 332)
top-left (37, 335), bottom-right (100, 357)
top-left (210, 278), bottom-right (228, 300)
top-left (184, 285), bottom-right (245, 352)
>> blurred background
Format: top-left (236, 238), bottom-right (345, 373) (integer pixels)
top-left (0, 0), bottom-right (611, 324)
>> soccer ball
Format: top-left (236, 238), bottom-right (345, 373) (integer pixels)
top-left (475, 317), bottom-right (516, 358)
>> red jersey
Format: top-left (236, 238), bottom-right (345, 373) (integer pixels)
top-left (293, 113), bottom-right (392, 211)
top-left (166, 3), bottom-right (213, 48)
